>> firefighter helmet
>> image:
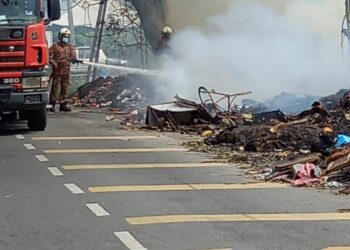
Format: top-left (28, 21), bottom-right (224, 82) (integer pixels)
top-left (312, 101), bottom-right (322, 108)
top-left (162, 26), bottom-right (173, 35)
top-left (58, 27), bottom-right (71, 40)
top-left (322, 127), bottom-right (333, 134)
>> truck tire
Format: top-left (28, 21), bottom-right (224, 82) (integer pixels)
top-left (27, 107), bottom-right (47, 131)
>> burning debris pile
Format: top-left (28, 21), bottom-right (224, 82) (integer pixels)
top-left (74, 74), bottom-right (155, 109)
top-left (145, 87), bottom-right (253, 132)
top-left (73, 74), bottom-right (162, 124)
top-left (73, 78), bottom-right (350, 193)
top-left (146, 95), bottom-right (214, 132)
top-left (166, 88), bottom-right (350, 194)
top-left (320, 88), bottom-right (349, 110)
top-left (209, 123), bottom-right (322, 152)
top-left (337, 90), bottom-right (350, 112)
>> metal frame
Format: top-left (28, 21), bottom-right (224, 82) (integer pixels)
top-left (198, 86), bottom-right (251, 118)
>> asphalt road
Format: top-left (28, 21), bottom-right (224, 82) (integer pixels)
top-left (1, 111), bottom-right (350, 250)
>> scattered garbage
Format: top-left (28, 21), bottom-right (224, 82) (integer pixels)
top-left (335, 134), bottom-right (350, 148)
top-left (180, 88), bottom-right (350, 194)
top-left (145, 95), bottom-right (213, 131)
top-left (291, 163), bottom-right (322, 187)
top-left (253, 110), bottom-right (288, 124)
top-left (144, 88), bottom-right (253, 133)
top-left (74, 74), bottom-right (154, 110)
top-left (74, 79), bottom-right (350, 194)
top-left (73, 74), bottom-right (162, 125)
top-left (105, 114), bottom-right (117, 122)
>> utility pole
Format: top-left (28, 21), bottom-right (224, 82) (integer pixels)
top-left (67, 0), bottom-right (76, 45)
top-left (346, 0), bottom-right (350, 49)
top-left (92, 0), bottom-right (108, 80)
top-left (85, 0), bottom-right (108, 83)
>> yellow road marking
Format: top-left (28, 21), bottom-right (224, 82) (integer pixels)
top-left (126, 213), bottom-right (350, 225)
top-left (199, 249), bottom-right (232, 250)
top-left (63, 162), bottom-right (230, 170)
top-left (322, 248), bottom-right (350, 250)
top-left (32, 136), bottom-right (162, 141)
top-left (44, 148), bottom-right (187, 154)
top-left (204, 249), bottom-right (233, 250)
top-left (89, 183), bottom-right (288, 193)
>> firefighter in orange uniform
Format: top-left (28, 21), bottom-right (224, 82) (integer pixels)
top-left (49, 27), bottom-right (77, 112)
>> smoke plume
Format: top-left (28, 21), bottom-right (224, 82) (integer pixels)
top-left (159, 0), bottom-right (349, 101)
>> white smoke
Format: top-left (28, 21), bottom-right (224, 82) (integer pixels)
top-left (159, 0), bottom-right (350, 101)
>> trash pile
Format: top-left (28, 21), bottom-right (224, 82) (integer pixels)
top-left (73, 74), bottom-right (161, 124)
top-left (174, 88), bottom-right (350, 194)
top-left (320, 88), bottom-right (349, 110)
top-left (73, 78), bottom-right (350, 193)
top-left (208, 123), bottom-right (322, 152)
top-left (248, 143), bottom-right (350, 194)
top-left (146, 95), bottom-right (214, 132)
top-left (74, 74), bottom-right (154, 109)
top-left (145, 87), bottom-right (253, 132)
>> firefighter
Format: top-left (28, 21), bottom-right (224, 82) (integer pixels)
top-left (49, 27), bottom-right (77, 112)
top-left (155, 26), bottom-right (173, 55)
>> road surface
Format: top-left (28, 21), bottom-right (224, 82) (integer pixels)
top-left (1, 111), bottom-right (350, 250)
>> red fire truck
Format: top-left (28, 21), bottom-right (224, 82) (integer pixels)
top-left (0, 0), bottom-right (60, 131)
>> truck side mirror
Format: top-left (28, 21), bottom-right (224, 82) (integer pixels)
top-left (47, 0), bottom-right (61, 23)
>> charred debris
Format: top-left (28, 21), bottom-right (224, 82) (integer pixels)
top-left (73, 76), bottom-right (350, 193)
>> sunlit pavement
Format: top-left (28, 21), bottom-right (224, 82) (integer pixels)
top-left (1, 111), bottom-right (350, 250)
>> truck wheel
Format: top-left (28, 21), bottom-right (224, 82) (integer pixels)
top-left (27, 107), bottom-right (47, 131)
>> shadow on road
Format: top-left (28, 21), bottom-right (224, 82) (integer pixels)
top-left (0, 120), bottom-right (30, 136)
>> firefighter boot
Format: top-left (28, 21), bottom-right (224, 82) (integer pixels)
top-left (60, 103), bottom-right (71, 112)
top-left (49, 102), bottom-right (58, 112)
top-left (49, 104), bottom-right (55, 112)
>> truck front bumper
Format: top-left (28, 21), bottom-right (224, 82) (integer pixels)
top-left (1, 89), bottom-right (49, 111)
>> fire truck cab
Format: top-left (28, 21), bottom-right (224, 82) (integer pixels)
top-left (0, 0), bottom-right (60, 131)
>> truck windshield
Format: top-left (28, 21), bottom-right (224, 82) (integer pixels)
top-left (0, 0), bottom-right (39, 25)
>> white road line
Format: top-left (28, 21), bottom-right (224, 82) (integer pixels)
top-left (203, 248), bottom-right (233, 250)
top-left (24, 144), bottom-right (36, 150)
top-left (47, 167), bottom-right (64, 176)
top-left (86, 203), bottom-right (110, 217)
top-left (114, 232), bottom-right (148, 250)
top-left (64, 183), bottom-right (85, 194)
top-left (35, 155), bottom-right (49, 162)
top-left (15, 135), bottom-right (25, 140)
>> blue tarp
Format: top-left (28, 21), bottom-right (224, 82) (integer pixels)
top-left (335, 134), bottom-right (350, 147)
top-left (99, 69), bottom-right (110, 79)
